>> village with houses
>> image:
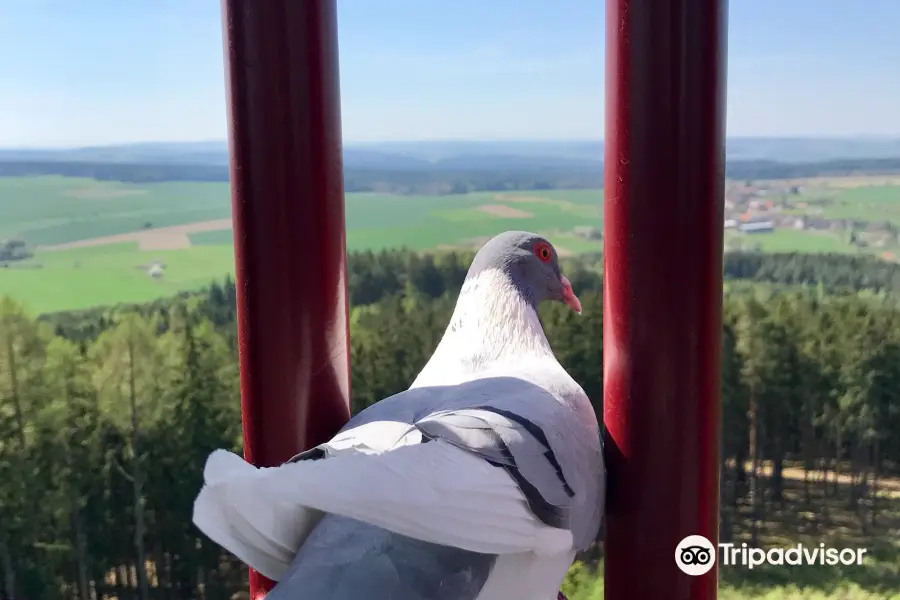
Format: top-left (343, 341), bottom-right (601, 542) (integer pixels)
top-left (720, 178), bottom-right (900, 260)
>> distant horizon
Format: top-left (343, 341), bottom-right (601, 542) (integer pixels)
top-left (5, 134), bottom-right (900, 152)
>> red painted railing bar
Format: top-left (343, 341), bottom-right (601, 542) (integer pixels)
top-left (220, 1), bottom-right (351, 597)
top-left (602, 0), bottom-right (727, 599)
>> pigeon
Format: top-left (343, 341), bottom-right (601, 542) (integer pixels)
top-left (193, 230), bottom-right (605, 600)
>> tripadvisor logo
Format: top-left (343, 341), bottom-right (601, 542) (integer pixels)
top-left (675, 535), bottom-right (868, 576)
top-left (675, 535), bottom-right (717, 576)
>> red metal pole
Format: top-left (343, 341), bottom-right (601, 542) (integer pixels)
top-left (602, 0), bottom-right (727, 599)
top-left (221, 1), bottom-right (351, 597)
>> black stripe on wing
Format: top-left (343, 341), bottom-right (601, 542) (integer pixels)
top-left (284, 445), bottom-right (333, 464)
top-left (414, 410), bottom-right (572, 530)
top-left (479, 406), bottom-right (575, 498)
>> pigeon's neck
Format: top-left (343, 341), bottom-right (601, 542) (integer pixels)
top-left (413, 268), bottom-right (555, 387)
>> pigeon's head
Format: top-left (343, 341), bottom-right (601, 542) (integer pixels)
top-left (467, 231), bottom-right (582, 313)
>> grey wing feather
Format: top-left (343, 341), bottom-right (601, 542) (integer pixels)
top-left (415, 407), bottom-right (575, 530)
top-left (407, 375), bottom-right (604, 550)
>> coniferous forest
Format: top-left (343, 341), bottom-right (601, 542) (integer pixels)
top-left (1, 249), bottom-right (899, 599)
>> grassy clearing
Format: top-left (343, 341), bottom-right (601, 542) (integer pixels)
top-left (0, 243), bottom-right (236, 313)
top-left (818, 185), bottom-right (900, 222)
top-left (726, 230), bottom-right (856, 254)
top-left (543, 232), bottom-right (602, 254)
top-left (189, 229), bottom-right (233, 245)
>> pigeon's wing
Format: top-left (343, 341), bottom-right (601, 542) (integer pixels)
top-left (193, 406), bottom-right (578, 580)
top-left (192, 449), bottom-right (326, 580)
top-left (192, 419), bottom-right (416, 580)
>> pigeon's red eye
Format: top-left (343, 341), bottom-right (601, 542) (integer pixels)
top-left (534, 242), bottom-right (552, 263)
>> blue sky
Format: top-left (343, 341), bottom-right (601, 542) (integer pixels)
top-left (1, 0), bottom-right (898, 147)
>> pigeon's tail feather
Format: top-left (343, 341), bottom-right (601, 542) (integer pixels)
top-left (193, 440), bottom-right (573, 580)
top-left (193, 449), bottom-right (325, 580)
top-left (267, 515), bottom-right (497, 600)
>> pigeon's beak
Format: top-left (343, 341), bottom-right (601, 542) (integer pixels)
top-left (560, 275), bottom-right (582, 314)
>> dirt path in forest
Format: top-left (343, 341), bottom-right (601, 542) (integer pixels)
top-left (734, 460), bottom-right (900, 498)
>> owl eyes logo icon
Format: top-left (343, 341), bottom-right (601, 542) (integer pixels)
top-left (675, 535), bottom-right (717, 576)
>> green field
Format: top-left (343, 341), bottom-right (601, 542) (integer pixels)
top-left (3, 175), bottom-right (900, 313)
top-left (191, 191), bottom-right (601, 251)
top-left (0, 176), bottom-right (232, 246)
top-left (0, 177), bottom-right (606, 312)
top-left (725, 229), bottom-right (855, 254)
top-left (0, 177), bottom-right (601, 250)
top-left (820, 185), bottom-right (900, 222)
top-left (0, 244), bottom-right (238, 314)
